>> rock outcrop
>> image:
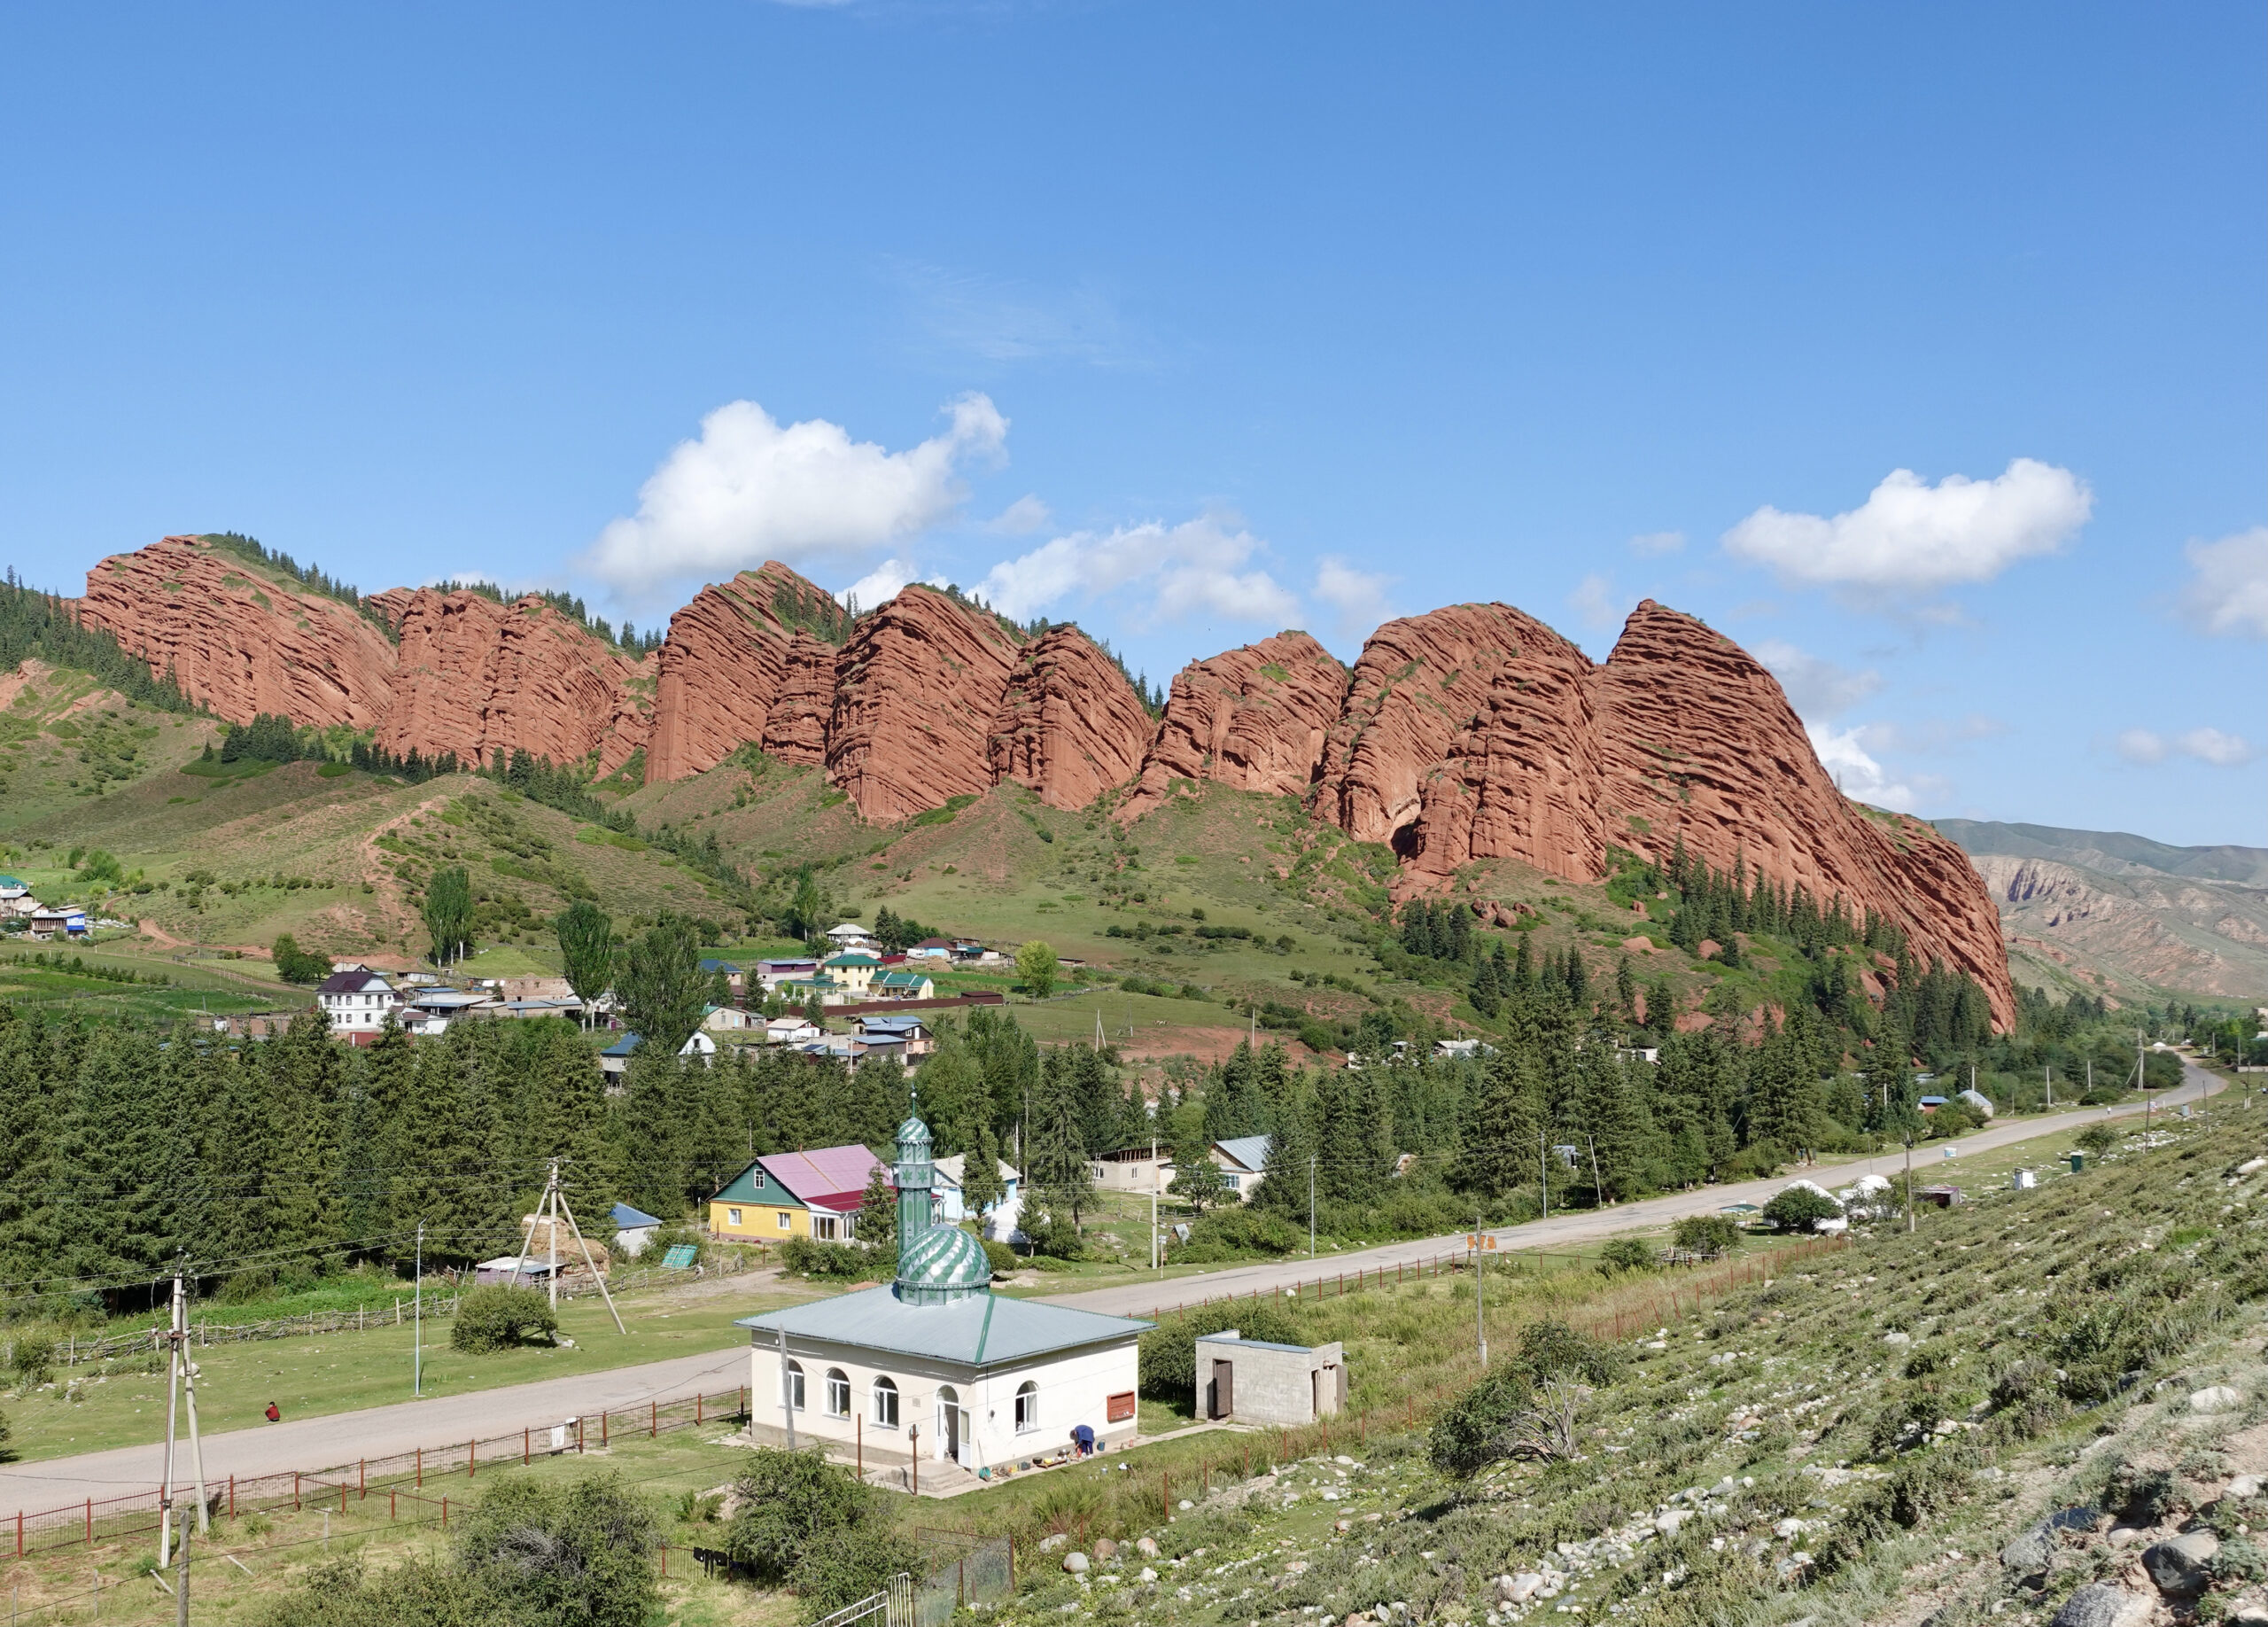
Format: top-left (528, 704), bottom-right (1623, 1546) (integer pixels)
top-left (987, 627), bottom-right (1153, 811)
top-left (1122, 632), bottom-right (1348, 815)
top-left (378, 588), bottom-right (650, 774)
top-left (826, 587), bottom-right (1024, 824)
top-left (646, 563), bottom-right (847, 782)
top-left (75, 535), bottom-right (397, 729)
top-left (1588, 602), bottom-right (2013, 1027)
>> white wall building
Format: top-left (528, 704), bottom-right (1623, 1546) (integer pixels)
top-left (738, 1113), bottom-right (1146, 1473)
top-left (316, 966), bottom-right (398, 1034)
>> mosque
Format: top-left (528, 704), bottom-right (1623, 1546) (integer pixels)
top-left (737, 1108), bottom-right (1152, 1474)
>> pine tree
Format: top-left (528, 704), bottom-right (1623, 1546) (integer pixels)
top-left (555, 901), bottom-right (614, 1026)
top-left (959, 1122), bottom-right (1007, 1223)
top-left (1026, 1054), bottom-right (1096, 1236)
top-left (1454, 1038), bottom-right (1543, 1198)
top-left (1313, 1064), bottom-right (1392, 1203)
top-left (857, 1164), bottom-right (897, 1252)
top-left (1511, 931), bottom-right (1534, 992)
top-left (1614, 954), bottom-right (1635, 1018)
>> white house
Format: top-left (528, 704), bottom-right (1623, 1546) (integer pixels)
top-left (610, 1203), bottom-right (664, 1257)
top-left (738, 1114), bottom-right (1147, 1474)
top-left (0, 875), bottom-right (29, 900)
top-left (906, 937), bottom-right (956, 961)
top-left (317, 966), bottom-right (399, 1034)
top-left (933, 1151), bottom-right (1022, 1237)
top-left (826, 922), bottom-right (877, 950)
top-left (765, 1015), bottom-right (824, 1046)
top-left (703, 1003), bottom-right (759, 1032)
top-left (1209, 1134), bottom-right (1271, 1203)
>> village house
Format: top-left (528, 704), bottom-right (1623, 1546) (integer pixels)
top-left (317, 965), bottom-right (399, 1037)
top-left (855, 1015), bottom-right (935, 1056)
top-left (932, 1150), bottom-right (1023, 1239)
top-left (905, 937), bottom-right (956, 961)
top-left (599, 1030), bottom-right (718, 1078)
top-left (819, 952), bottom-right (880, 994)
top-left (765, 1015), bottom-right (824, 1046)
top-left (1091, 1145), bottom-right (1174, 1195)
top-left (709, 1143), bottom-right (888, 1242)
top-left (610, 1203), bottom-right (664, 1257)
top-left (0, 875), bottom-right (29, 900)
top-left (870, 968), bottom-right (936, 1000)
top-left (26, 906), bottom-right (88, 940)
top-left (697, 958), bottom-right (746, 999)
top-left (702, 1003), bottom-right (759, 1032)
top-left (1209, 1134), bottom-right (1272, 1203)
top-left (826, 922), bottom-right (877, 951)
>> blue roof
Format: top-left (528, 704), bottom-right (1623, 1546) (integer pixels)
top-left (698, 959), bottom-right (741, 973)
top-left (0, 876), bottom-right (25, 888)
top-left (610, 1203), bottom-right (663, 1228)
top-left (737, 1286), bottom-right (1149, 1365)
top-left (602, 1032), bottom-right (641, 1056)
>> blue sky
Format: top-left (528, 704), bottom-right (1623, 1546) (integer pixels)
top-left (1, 4), bottom-right (2261, 845)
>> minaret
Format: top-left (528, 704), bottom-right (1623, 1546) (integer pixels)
top-left (895, 1103), bottom-right (935, 1274)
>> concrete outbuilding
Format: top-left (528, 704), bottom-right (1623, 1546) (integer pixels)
top-left (1195, 1330), bottom-right (1347, 1427)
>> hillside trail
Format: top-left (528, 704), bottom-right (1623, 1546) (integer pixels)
top-left (0, 1058), bottom-right (2231, 1519)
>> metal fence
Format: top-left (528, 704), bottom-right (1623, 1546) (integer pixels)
top-left (5, 1382), bottom-right (755, 1561)
top-left (913, 1533), bottom-right (1014, 1626)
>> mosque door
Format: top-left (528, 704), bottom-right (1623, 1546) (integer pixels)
top-left (938, 1386), bottom-right (962, 1464)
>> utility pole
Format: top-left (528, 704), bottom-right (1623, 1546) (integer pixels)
top-left (1588, 1134), bottom-right (1604, 1205)
top-left (178, 1263), bottom-right (207, 1539)
top-left (1904, 1133), bottom-right (1915, 1234)
top-left (174, 1511), bottom-right (190, 1627)
top-left (159, 1263), bottom-right (182, 1566)
top-left (551, 1168), bottom-right (626, 1335)
top-left (2044, 1063), bottom-right (2050, 1109)
top-left (1308, 1155), bottom-right (1317, 1258)
top-left (1539, 1130), bottom-right (1549, 1218)
top-left (414, 1222), bottom-right (423, 1397)
top-left (1474, 1211), bottom-right (1487, 1366)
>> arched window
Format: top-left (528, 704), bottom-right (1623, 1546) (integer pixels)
top-left (873, 1374), bottom-right (899, 1428)
top-left (1014, 1380), bottom-right (1039, 1433)
top-left (781, 1359), bottom-right (806, 1413)
top-left (825, 1368), bottom-right (851, 1419)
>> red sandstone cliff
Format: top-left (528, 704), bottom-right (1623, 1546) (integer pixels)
top-left (647, 563), bottom-right (847, 783)
top-left (1314, 604), bottom-right (1584, 850)
top-left (75, 536), bottom-right (397, 729)
top-left (379, 589), bottom-right (651, 773)
top-left (1122, 632), bottom-right (1348, 816)
top-left (986, 626), bottom-right (1154, 811)
top-left (1588, 601), bottom-right (2013, 1026)
top-left (826, 587), bottom-right (1024, 824)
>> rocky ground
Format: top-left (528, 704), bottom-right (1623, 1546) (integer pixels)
top-left (984, 1117), bottom-right (2268, 1627)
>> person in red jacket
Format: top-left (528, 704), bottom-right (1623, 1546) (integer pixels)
top-left (265, 1402), bottom-right (281, 1423)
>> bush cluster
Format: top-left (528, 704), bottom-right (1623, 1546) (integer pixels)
top-left (448, 1285), bottom-right (559, 1354)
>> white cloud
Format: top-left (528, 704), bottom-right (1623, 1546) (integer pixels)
top-left (836, 557), bottom-right (945, 613)
top-left (583, 394), bottom-right (1006, 599)
top-left (2179, 526), bottom-right (2268, 639)
top-left (1313, 556), bottom-right (1394, 646)
top-left (987, 494), bottom-right (1053, 535)
top-left (1568, 572), bottom-right (1627, 630)
top-left (976, 511), bottom-right (1300, 629)
top-left (2117, 726), bottom-right (2256, 767)
top-left (1751, 638), bottom-right (1884, 720)
top-left (1628, 530), bottom-right (1685, 557)
top-left (1723, 458), bottom-right (2092, 590)
top-left (1807, 724), bottom-right (1922, 810)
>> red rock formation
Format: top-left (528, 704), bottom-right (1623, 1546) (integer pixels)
top-left (1398, 618), bottom-right (1606, 883)
top-left (1313, 604), bottom-right (1582, 852)
top-left (646, 562), bottom-right (846, 783)
top-left (986, 626), bottom-right (1154, 811)
top-left (75, 535), bottom-right (397, 729)
top-left (380, 589), bottom-right (649, 771)
top-left (1122, 632), bottom-right (1348, 816)
top-left (826, 587), bottom-right (1023, 823)
top-left (762, 631), bottom-right (839, 767)
top-left (1588, 601), bottom-right (2014, 1027)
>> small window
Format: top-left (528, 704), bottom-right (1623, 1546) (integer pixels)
top-left (813, 1215), bottom-right (836, 1241)
top-left (873, 1375), bottom-right (899, 1428)
top-left (1014, 1381), bottom-right (1039, 1433)
top-left (825, 1368), bottom-right (850, 1418)
top-left (777, 1211), bottom-right (791, 1230)
top-left (782, 1360), bottom-right (805, 1412)
top-left (727, 1208), bottom-right (743, 1227)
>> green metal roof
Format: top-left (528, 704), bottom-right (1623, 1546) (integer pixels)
top-left (737, 1286), bottom-right (1148, 1366)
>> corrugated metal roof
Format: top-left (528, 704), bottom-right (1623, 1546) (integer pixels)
top-left (1214, 1134), bottom-right (1271, 1172)
top-left (762, 1144), bottom-right (886, 1204)
top-left (737, 1286), bottom-right (1148, 1365)
top-left (610, 1203), bottom-right (662, 1228)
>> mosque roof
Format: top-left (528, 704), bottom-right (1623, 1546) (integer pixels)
top-left (898, 1223), bottom-right (990, 1294)
top-left (736, 1288), bottom-right (1149, 1366)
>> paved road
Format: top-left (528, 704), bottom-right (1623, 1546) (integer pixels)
top-left (1037, 1056), bottom-right (2235, 1319)
top-left (1, 1058), bottom-right (2237, 1517)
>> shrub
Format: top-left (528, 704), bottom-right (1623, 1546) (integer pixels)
top-left (1671, 1214), bottom-right (1743, 1257)
top-left (1597, 1238), bottom-right (1655, 1273)
top-left (1177, 1205), bottom-right (1304, 1262)
top-left (216, 1267), bottom-right (277, 1304)
top-left (453, 1474), bottom-right (659, 1627)
top-left (1427, 1322), bottom-right (1619, 1475)
top-left (981, 1240), bottom-right (1019, 1277)
top-left (778, 1237), bottom-right (881, 1280)
top-left (449, 1285), bottom-right (559, 1354)
top-left (1760, 1185), bottom-right (1842, 1234)
top-left (1021, 1212), bottom-right (1087, 1260)
top-left (2075, 1125), bottom-right (2117, 1157)
top-left (725, 1448), bottom-right (918, 1620)
top-left (1138, 1299), bottom-right (1304, 1399)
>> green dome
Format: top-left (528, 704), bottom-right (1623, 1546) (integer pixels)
top-left (897, 1114), bottom-right (932, 1148)
top-left (896, 1223), bottom-right (991, 1303)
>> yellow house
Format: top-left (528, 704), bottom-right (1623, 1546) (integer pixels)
top-left (819, 952), bottom-right (880, 994)
top-left (709, 1144), bottom-right (887, 1242)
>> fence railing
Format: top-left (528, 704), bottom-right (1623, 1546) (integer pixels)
top-left (20, 1250), bottom-right (762, 1374)
top-left (4, 1382), bottom-right (756, 1561)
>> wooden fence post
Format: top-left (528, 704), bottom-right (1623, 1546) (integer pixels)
top-left (469, 1440), bottom-right (476, 1480)
top-left (416, 1448), bottom-right (422, 1489)
top-left (359, 1460), bottom-right (366, 1499)
top-left (294, 1473), bottom-right (301, 1511)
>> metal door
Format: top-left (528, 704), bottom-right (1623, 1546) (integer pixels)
top-left (1211, 1358), bottom-right (1234, 1419)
